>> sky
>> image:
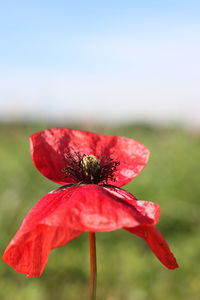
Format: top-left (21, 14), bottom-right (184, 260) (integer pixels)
top-left (0, 0), bottom-right (200, 126)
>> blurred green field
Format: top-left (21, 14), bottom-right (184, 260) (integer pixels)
top-left (0, 122), bottom-right (200, 300)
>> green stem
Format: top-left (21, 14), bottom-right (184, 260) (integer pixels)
top-left (89, 232), bottom-right (97, 300)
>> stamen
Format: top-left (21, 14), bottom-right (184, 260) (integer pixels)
top-left (62, 150), bottom-right (120, 184)
top-left (99, 157), bottom-right (120, 183)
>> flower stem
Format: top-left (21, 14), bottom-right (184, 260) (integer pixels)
top-left (89, 232), bottom-right (97, 300)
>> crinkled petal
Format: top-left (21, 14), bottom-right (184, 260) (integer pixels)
top-left (134, 201), bottom-right (160, 225)
top-left (125, 225), bottom-right (178, 269)
top-left (2, 184), bottom-right (163, 277)
top-left (30, 128), bottom-right (149, 186)
top-left (63, 185), bottom-right (156, 231)
top-left (102, 186), bottom-right (160, 225)
top-left (2, 186), bottom-right (82, 277)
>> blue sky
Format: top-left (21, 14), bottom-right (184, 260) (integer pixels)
top-left (0, 0), bottom-right (200, 125)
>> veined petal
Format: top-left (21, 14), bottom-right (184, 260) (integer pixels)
top-left (2, 184), bottom-right (164, 277)
top-left (64, 185), bottom-right (155, 231)
top-left (2, 186), bottom-right (82, 277)
top-left (125, 225), bottom-right (178, 270)
top-left (134, 201), bottom-right (160, 225)
top-left (30, 128), bottom-right (149, 186)
top-left (30, 129), bottom-right (76, 185)
top-left (102, 186), bottom-right (160, 225)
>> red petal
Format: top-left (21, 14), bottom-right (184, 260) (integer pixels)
top-left (64, 185), bottom-right (156, 231)
top-left (2, 184), bottom-right (166, 276)
top-left (125, 225), bottom-right (179, 269)
top-left (30, 128), bottom-right (149, 186)
top-left (134, 200), bottom-right (160, 225)
top-left (2, 186), bottom-right (82, 277)
top-left (102, 186), bottom-right (160, 225)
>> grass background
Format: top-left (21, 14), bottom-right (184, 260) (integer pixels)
top-left (0, 122), bottom-right (199, 300)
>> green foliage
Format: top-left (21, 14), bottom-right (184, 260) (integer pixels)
top-left (0, 122), bottom-right (200, 300)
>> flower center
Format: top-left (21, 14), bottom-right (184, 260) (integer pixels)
top-left (81, 155), bottom-right (100, 181)
top-left (62, 151), bottom-right (120, 184)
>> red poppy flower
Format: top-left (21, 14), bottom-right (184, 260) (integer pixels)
top-left (2, 128), bottom-right (178, 277)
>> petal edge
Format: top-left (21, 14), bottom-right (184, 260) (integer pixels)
top-left (125, 225), bottom-right (179, 270)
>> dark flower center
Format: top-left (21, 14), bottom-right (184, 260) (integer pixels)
top-left (62, 151), bottom-right (120, 184)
